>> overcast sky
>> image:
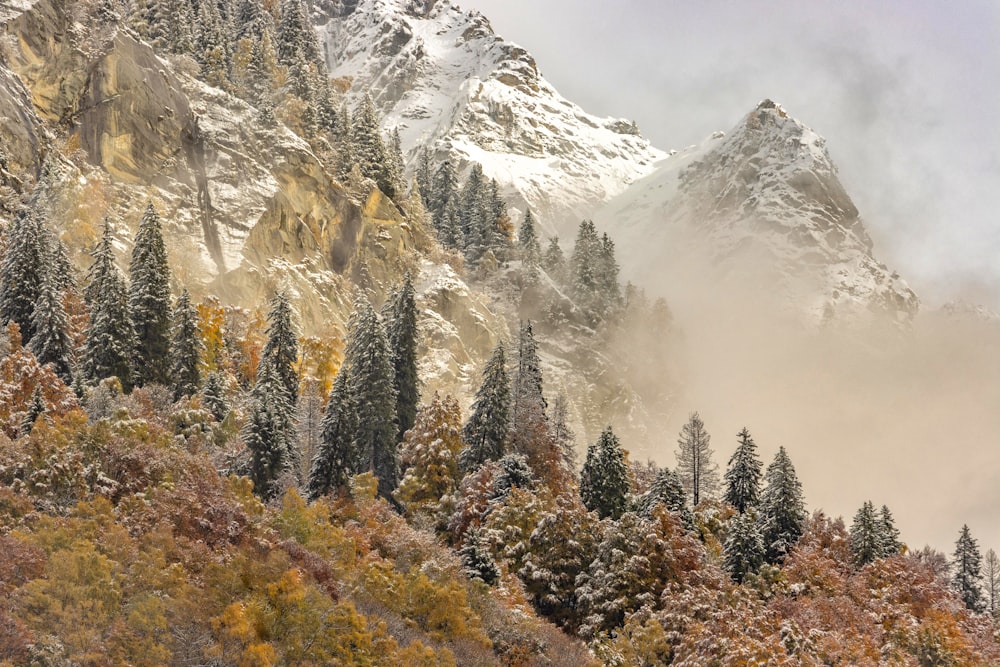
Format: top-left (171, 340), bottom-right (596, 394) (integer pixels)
top-left (463, 0), bottom-right (1000, 309)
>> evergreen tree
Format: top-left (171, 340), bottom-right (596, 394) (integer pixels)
top-left (0, 209), bottom-right (44, 343)
top-left (543, 236), bottom-right (567, 285)
top-left (551, 392), bottom-right (577, 472)
top-left (333, 101), bottom-right (355, 182)
top-left (170, 289), bottom-right (203, 400)
top-left (759, 446), bottom-right (807, 564)
top-left (519, 209), bottom-right (541, 283)
top-left (635, 466), bottom-right (690, 525)
top-left (850, 501), bottom-right (882, 567)
top-left (20, 386), bottom-right (46, 436)
top-left (203, 370), bottom-right (229, 421)
top-left (724, 508), bottom-right (766, 583)
top-left (569, 220), bottom-right (602, 320)
top-left (879, 504), bottom-right (903, 557)
top-left (261, 291), bottom-right (300, 407)
top-left (596, 232), bottom-right (621, 311)
top-left (383, 274), bottom-right (419, 442)
top-left (28, 267), bottom-right (72, 382)
top-left (511, 321), bottom-right (548, 453)
top-left (307, 370), bottom-right (359, 499)
top-left (243, 358), bottom-right (295, 500)
top-left (460, 343), bottom-right (511, 472)
top-left (344, 297), bottom-right (398, 501)
top-left (985, 549), bottom-right (1000, 617)
top-left (460, 526), bottom-right (501, 585)
top-left (675, 411), bottom-right (719, 507)
top-left (952, 524), bottom-right (985, 612)
top-left (128, 203), bottom-right (172, 387)
top-left (276, 0), bottom-right (322, 67)
top-left (724, 427), bottom-right (763, 513)
top-left (415, 147), bottom-right (433, 206)
top-left (438, 196), bottom-right (462, 249)
top-left (351, 93), bottom-right (395, 197)
top-left (430, 160), bottom-right (458, 224)
top-left (85, 222), bottom-right (135, 389)
top-left (579, 426), bottom-right (629, 520)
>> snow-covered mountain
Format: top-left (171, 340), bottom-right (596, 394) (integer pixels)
top-left (318, 0), bottom-right (665, 231)
top-left (599, 100), bottom-right (919, 323)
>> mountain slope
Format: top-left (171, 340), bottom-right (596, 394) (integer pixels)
top-left (318, 0), bottom-right (665, 231)
top-left (600, 100), bottom-right (919, 323)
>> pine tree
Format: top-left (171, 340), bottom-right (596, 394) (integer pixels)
top-left (85, 221), bottom-right (135, 389)
top-left (597, 232), bottom-right (621, 312)
top-left (879, 504), bottom-right (903, 557)
top-left (203, 370), bottom-right (229, 421)
top-left (0, 209), bottom-right (44, 343)
top-left (675, 411), bottom-right (719, 507)
top-left (128, 203), bottom-right (172, 387)
top-left (759, 446), bottom-right (807, 564)
top-left (438, 196), bottom-right (462, 250)
top-left (519, 209), bottom-right (541, 283)
top-left (415, 147), bottom-right (433, 206)
top-left (20, 386), bottom-right (46, 436)
top-left (307, 369), bottom-right (359, 499)
top-left (850, 501), bottom-right (882, 566)
top-left (724, 427), bottom-right (763, 513)
top-left (261, 291), bottom-right (300, 407)
top-left (243, 358), bottom-right (295, 500)
top-left (952, 524), bottom-right (985, 612)
top-left (635, 466), bottom-right (690, 525)
top-left (383, 274), bottom-right (419, 442)
top-left (28, 267), bottom-right (72, 383)
top-left (170, 289), bottom-right (203, 400)
top-left (333, 101), bottom-right (355, 182)
top-left (551, 392), bottom-right (577, 472)
top-left (511, 321), bottom-right (549, 456)
top-left (460, 343), bottom-right (511, 472)
top-left (430, 160), bottom-right (458, 225)
top-left (543, 236), bottom-right (566, 285)
top-left (569, 220), bottom-right (602, 320)
top-left (351, 93), bottom-right (395, 197)
top-left (276, 0), bottom-right (322, 67)
top-left (579, 426), bottom-right (629, 520)
top-left (460, 526), bottom-right (501, 585)
top-left (344, 297), bottom-right (398, 501)
top-left (724, 508), bottom-right (766, 583)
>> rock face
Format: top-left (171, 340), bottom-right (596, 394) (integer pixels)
top-left (319, 0), bottom-right (665, 231)
top-left (0, 0), bottom-right (503, 380)
top-left (601, 100), bottom-right (919, 323)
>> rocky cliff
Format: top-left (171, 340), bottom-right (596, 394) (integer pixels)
top-left (600, 100), bottom-right (919, 324)
top-left (319, 0), bottom-right (665, 232)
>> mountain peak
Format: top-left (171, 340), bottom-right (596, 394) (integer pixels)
top-left (320, 0), bottom-right (665, 230)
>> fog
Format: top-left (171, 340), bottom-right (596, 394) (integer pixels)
top-left (464, 0), bottom-right (1000, 310)
top-left (457, 0), bottom-right (1000, 555)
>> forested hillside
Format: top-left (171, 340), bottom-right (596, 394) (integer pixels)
top-left (0, 0), bottom-right (998, 665)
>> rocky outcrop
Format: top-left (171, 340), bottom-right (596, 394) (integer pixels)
top-left (320, 0), bottom-right (665, 232)
top-left (602, 100), bottom-right (919, 324)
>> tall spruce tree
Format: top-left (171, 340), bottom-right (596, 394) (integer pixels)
top-left (850, 501), bottom-right (882, 566)
top-left (953, 524), bottom-right (985, 612)
top-left (203, 371), bottom-right (230, 421)
top-left (261, 291), bottom-right (300, 407)
top-left (244, 358), bottom-right (295, 500)
top-left (759, 446), bottom-right (807, 564)
top-left (28, 267), bottom-right (72, 382)
top-left (543, 236), bottom-right (567, 286)
top-left (20, 386), bottom-right (47, 436)
top-left (724, 427), bottom-right (763, 513)
top-left (0, 209), bottom-right (44, 343)
top-left (511, 321), bottom-right (548, 452)
top-left (128, 203), bottom-right (172, 386)
top-left (351, 94), bottom-right (395, 197)
top-left (344, 297), bottom-right (398, 501)
top-left (879, 505), bottom-right (903, 557)
top-left (551, 392), bottom-right (577, 472)
top-left (635, 466), bottom-right (691, 525)
top-left (579, 426), bottom-right (629, 520)
top-left (519, 209), bottom-right (541, 284)
top-left (383, 275), bottom-right (419, 442)
top-left (170, 289), bottom-right (203, 400)
top-left (307, 370), bottom-right (359, 499)
top-left (724, 508), bottom-right (766, 583)
top-left (675, 411), bottom-right (719, 507)
top-left (85, 221), bottom-right (135, 389)
top-left (460, 342), bottom-right (511, 472)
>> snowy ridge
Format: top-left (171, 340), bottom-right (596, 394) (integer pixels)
top-left (319, 0), bottom-right (665, 231)
top-left (601, 100), bottom-right (919, 323)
